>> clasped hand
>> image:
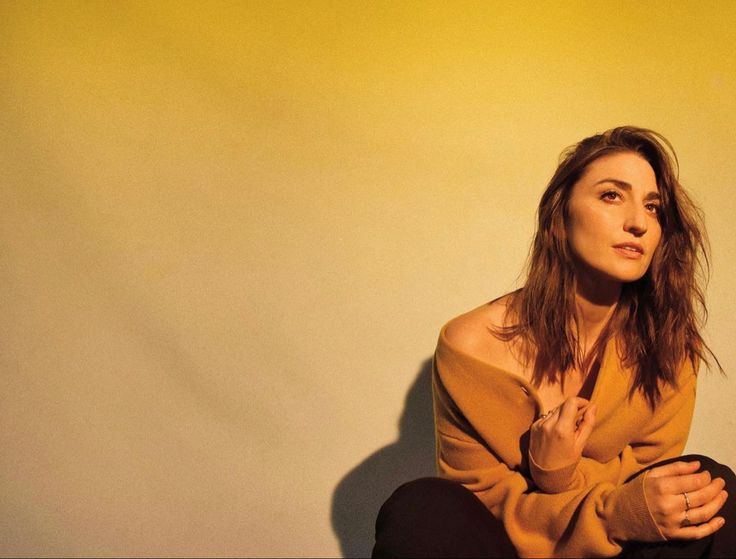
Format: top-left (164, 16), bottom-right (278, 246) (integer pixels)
top-left (529, 396), bottom-right (596, 471)
top-left (643, 460), bottom-right (727, 540)
top-left (529, 397), bottom-right (728, 541)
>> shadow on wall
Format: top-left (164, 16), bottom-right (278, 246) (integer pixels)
top-left (331, 358), bottom-right (437, 558)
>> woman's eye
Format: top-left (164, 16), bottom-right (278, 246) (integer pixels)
top-left (601, 191), bottom-right (619, 201)
top-left (645, 203), bottom-right (661, 214)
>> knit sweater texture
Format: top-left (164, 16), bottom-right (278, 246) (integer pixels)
top-left (432, 321), bottom-right (697, 558)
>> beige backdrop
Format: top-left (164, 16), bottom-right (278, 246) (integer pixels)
top-left (2, 1), bottom-right (735, 557)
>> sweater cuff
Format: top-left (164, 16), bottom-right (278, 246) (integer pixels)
top-left (528, 450), bottom-right (580, 493)
top-left (608, 471), bottom-right (666, 544)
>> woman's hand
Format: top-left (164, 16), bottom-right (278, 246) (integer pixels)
top-left (529, 397), bottom-right (597, 471)
top-left (644, 460), bottom-right (727, 540)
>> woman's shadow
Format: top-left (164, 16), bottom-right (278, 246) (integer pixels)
top-left (331, 358), bottom-right (437, 558)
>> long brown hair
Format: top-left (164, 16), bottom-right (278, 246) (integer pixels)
top-left (497, 126), bottom-right (720, 407)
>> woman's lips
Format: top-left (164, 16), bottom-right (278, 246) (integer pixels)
top-left (613, 245), bottom-right (644, 259)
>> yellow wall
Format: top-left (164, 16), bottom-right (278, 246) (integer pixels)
top-left (2, 2), bottom-right (734, 556)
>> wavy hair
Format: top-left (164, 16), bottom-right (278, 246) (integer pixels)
top-left (497, 126), bottom-right (720, 407)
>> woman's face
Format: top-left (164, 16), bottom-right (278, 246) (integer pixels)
top-left (565, 151), bottom-right (662, 285)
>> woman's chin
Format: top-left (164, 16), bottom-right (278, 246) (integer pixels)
top-left (601, 271), bottom-right (648, 284)
top-left (576, 264), bottom-right (649, 289)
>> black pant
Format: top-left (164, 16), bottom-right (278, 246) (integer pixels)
top-left (372, 455), bottom-right (736, 558)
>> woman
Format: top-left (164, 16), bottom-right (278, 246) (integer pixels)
top-left (373, 127), bottom-right (735, 557)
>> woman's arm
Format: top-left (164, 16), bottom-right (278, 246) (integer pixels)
top-left (434, 365), bottom-right (657, 557)
top-left (528, 361), bottom-right (697, 495)
top-left (526, 368), bottom-right (726, 543)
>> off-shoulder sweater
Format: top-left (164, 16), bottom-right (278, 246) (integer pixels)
top-left (432, 321), bottom-right (697, 558)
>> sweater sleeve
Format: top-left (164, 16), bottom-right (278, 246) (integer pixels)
top-left (433, 354), bottom-right (697, 558)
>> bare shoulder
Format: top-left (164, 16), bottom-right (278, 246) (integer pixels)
top-left (443, 294), bottom-right (518, 367)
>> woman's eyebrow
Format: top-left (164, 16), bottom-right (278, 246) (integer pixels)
top-left (593, 178), bottom-right (660, 200)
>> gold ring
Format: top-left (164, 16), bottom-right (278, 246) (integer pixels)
top-left (683, 491), bottom-right (691, 511)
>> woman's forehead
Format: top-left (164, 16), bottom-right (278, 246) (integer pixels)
top-left (578, 152), bottom-right (658, 190)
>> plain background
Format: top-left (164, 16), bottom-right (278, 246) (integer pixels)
top-left (2, 1), bottom-right (735, 557)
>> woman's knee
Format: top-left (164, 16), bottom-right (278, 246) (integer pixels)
top-left (392, 476), bottom-right (473, 505)
top-left (373, 477), bottom-right (514, 558)
top-left (375, 477), bottom-right (478, 532)
top-left (374, 478), bottom-right (475, 557)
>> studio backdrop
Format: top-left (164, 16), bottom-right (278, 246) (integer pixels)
top-left (2, 2), bottom-right (735, 557)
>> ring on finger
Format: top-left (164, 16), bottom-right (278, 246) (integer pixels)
top-left (682, 510), bottom-right (691, 527)
top-left (683, 491), bottom-right (691, 511)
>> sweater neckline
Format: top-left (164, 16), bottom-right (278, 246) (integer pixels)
top-left (438, 321), bottom-right (614, 415)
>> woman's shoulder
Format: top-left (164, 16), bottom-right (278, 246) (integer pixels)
top-left (441, 293), bottom-right (522, 372)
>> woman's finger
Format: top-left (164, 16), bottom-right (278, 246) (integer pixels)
top-left (535, 408), bottom-right (556, 426)
top-left (668, 516), bottom-right (726, 541)
top-left (574, 403), bottom-right (596, 447)
top-left (565, 397), bottom-right (590, 411)
top-left (658, 471), bottom-right (713, 495)
top-left (555, 397), bottom-right (590, 429)
top-left (647, 460), bottom-right (700, 479)
top-left (685, 490), bottom-right (728, 525)
top-left (556, 398), bottom-right (580, 429)
top-left (685, 477), bottom-right (726, 509)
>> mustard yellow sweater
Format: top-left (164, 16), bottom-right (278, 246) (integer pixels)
top-left (432, 321), bottom-right (697, 558)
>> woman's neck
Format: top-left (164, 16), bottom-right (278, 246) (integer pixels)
top-left (573, 272), bottom-right (621, 354)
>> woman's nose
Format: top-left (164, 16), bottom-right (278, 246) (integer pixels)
top-left (623, 203), bottom-right (648, 236)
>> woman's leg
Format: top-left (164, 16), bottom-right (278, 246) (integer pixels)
top-left (372, 477), bottom-right (516, 558)
top-left (620, 454), bottom-right (736, 558)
